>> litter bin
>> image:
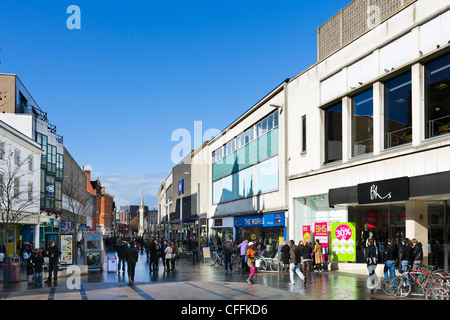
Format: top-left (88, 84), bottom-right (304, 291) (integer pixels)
top-left (2, 257), bottom-right (20, 282)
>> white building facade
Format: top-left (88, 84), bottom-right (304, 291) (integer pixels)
top-left (287, 0), bottom-right (450, 273)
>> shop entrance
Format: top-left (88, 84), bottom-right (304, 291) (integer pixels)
top-left (348, 203), bottom-right (405, 264)
top-left (428, 201), bottom-right (450, 272)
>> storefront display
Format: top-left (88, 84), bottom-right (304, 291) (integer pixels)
top-left (331, 222), bottom-right (356, 262)
top-left (234, 212), bottom-right (286, 258)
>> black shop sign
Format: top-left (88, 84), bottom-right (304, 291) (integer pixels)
top-left (357, 177), bottom-right (409, 205)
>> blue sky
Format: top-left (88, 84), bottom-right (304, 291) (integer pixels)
top-left (0, 0), bottom-right (351, 208)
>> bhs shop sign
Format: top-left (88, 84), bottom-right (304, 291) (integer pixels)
top-left (357, 177), bottom-right (409, 205)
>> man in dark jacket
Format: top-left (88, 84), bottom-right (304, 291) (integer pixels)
top-left (115, 237), bottom-right (127, 273)
top-left (149, 239), bottom-right (159, 272)
top-left (44, 240), bottom-right (61, 284)
top-left (289, 240), bottom-right (306, 285)
top-left (399, 238), bottom-right (412, 271)
top-left (126, 241), bottom-right (138, 284)
top-left (223, 238), bottom-right (233, 272)
top-left (302, 241), bottom-right (313, 272)
top-left (411, 238), bottom-right (423, 270)
top-left (384, 238), bottom-right (398, 278)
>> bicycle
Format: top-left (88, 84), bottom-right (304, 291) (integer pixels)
top-left (231, 253), bottom-right (243, 272)
top-left (426, 284), bottom-right (449, 300)
top-left (390, 265), bottom-right (448, 298)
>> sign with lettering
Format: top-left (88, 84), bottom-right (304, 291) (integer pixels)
top-left (234, 213), bottom-right (285, 228)
top-left (331, 222), bottom-right (356, 262)
top-left (178, 179), bottom-right (184, 195)
top-left (357, 177), bottom-right (409, 204)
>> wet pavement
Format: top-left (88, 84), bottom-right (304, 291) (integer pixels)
top-left (0, 251), bottom-right (428, 301)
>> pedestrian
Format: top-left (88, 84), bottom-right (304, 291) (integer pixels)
top-left (115, 236), bottom-right (127, 274)
top-left (238, 239), bottom-right (249, 272)
top-left (126, 241), bottom-right (138, 284)
top-left (44, 240), bottom-right (61, 284)
top-left (313, 239), bottom-right (324, 272)
top-left (383, 238), bottom-right (398, 278)
top-left (31, 248), bottom-right (44, 286)
top-left (280, 241), bottom-right (290, 271)
top-left (165, 242), bottom-right (173, 272)
top-left (223, 237), bottom-right (233, 272)
top-left (191, 236), bottom-right (199, 262)
top-left (171, 240), bottom-right (178, 270)
top-left (411, 238), bottom-right (423, 270)
top-left (399, 238), bottom-right (412, 271)
top-left (161, 240), bottom-right (168, 271)
top-left (149, 238), bottom-right (159, 272)
top-left (246, 242), bottom-right (256, 284)
top-left (365, 238), bottom-right (379, 289)
top-left (26, 253), bottom-right (34, 284)
top-left (289, 240), bottom-right (306, 285)
top-left (302, 241), bottom-right (313, 272)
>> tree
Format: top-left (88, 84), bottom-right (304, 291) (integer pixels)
top-left (0, 141), bottom-right (40, 259)
top-left (62, 151), bottom-right (93, 264)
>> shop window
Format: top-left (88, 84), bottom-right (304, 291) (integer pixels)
top-left (324, 102), bottom-right (343, 164)
top-left (352, 89), bottom-right (374, 157)
top-left (301, 115), bottom-right (307, 153)
top-left (385, 71), bottom-right (413, 149)
top-left (425, 53), bottom-right (450, 139)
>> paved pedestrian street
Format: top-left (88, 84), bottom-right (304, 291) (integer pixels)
top-left (0, 251), bottom-right (425, 301)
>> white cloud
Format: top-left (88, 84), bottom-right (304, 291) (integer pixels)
top-left (99, 173), bottom-right (166, 209)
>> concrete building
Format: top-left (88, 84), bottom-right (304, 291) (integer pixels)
top-left (0, 74), bottom-right (65, 245)
top-left (287, 0), bottom-right (450, 273)
top-left (207, 80), bottom-right (289, 254)
top-left (0, 119), bottom-right (42, 256)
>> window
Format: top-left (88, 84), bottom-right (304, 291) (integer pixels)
top-left (14, 149), bottom-right (20, 166)
top-left (301, 115), bottom-right (307, 153)
top-left (385, 72), bottom-right (412, 149)
top-left (325, 102), bottom-right (343, 164)
top-left (28, 182), bottom-right (33, 201)
top-left (352, 89), bottom-right (374, 157)
top-left (0, 143), bottom-right (4, 160)
top-left (28, 155), bottom-right (33, 171)
top-left (0, 174), bottom-right (3, 198)
top-left (14, 178), bottom-right (19, 199)
top-left (425, 53), bottom-right (450, 139)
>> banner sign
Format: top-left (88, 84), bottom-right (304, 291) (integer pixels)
top-left (331, 222), bottom-right (356, 262)
top-left (357, 177), bottom-right (409, 204)
top-left (302, 225), bottom-right (311, 243)
top-left (234, 213), bottom-right (285, 228)
top-left (314, 222), bottom-right (329, 260)
top-left (60, 234), bottom-right (73, 265)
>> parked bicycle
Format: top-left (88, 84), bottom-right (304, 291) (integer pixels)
top-left (426, 283), bottom-right (450, 300)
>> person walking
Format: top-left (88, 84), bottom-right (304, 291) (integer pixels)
top-left (302, 241), bottom-right (313, 272)
top-left (126, 241), bottom-right (138, 284)
top-left (44, 240), bottom-right (61, 285)
top-left (171, 240), bottom-right (178, 271)
top-left (383, 238), bottom-right (398, 278)
top-left (365, 238), bottom-right (379, 289)
top-left (115, 236), bottom-right (127, 274)
top-left (31, 248), bottom-right (44, 287)
top-left (238, 239), bottom-right (249, 272)
top-left (280, 241), bottom-right (290, 271)
top-left (161, 240), bottom-right (168, 271)
top-left (411, 238), bottom-right (423, 270)
top-left (165, 242), bottom-right (173, 272)
top-left (223, 237), bottom-right (234, 272)
top-left (149, 238), bottom-right (159, 272)
top-left (289, 240), bottom-right (306, 285)
top-left (191, 236), bottom-right (199, 262)
top-left (246, 242), bottom-right (256, 284)
top-left (399, 238), bottom-right (412, 272)
top-left (313, 240), bottom-right (324, 272)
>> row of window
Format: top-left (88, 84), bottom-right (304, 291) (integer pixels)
top-left (213, 110), bottom-right (279, 163)
top-left (0, 174), bottom-right (34, 201)
top-left (323, 52), bottom-right (450, 164)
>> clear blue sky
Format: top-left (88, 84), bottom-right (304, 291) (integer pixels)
top-left (0, 0), bottom-right (351, 208)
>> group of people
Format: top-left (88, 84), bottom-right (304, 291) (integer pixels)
top-left (22, 240), bottom-right (61, 286)
top-left (114, 236), bottom-right (202, 284)
top-left (364, 237), bottom-right (424, 289)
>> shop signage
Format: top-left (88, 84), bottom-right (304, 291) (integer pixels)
top-left (314, 222), bottom-right (329, 260)
top-left (234, 212), bottom-right (285, 228)
top-left (178, 179), bottom-right (184, 195)
top-left (214, 219), bottom-right (223, 227)
top-left (302, 226), bottom-right (311, 243)
top-left (331, 222), bottom-right (356, 262)
top-left (357, 177), bottom-right (409, 204)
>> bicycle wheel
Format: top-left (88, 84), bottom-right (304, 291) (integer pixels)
top-left (210, 252), bottom-right (217, 266)
top-left (270, 260), bottom-right (280, 272)
top-left (382, 277), bottom-right (395, 295)
top-left (391, 276), bottom-right (412, 298)
top-left (426, 286), bottom-right (449, 300)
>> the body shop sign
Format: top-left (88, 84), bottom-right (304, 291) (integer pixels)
top-left (331, 222), bottom-right (356, 262)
